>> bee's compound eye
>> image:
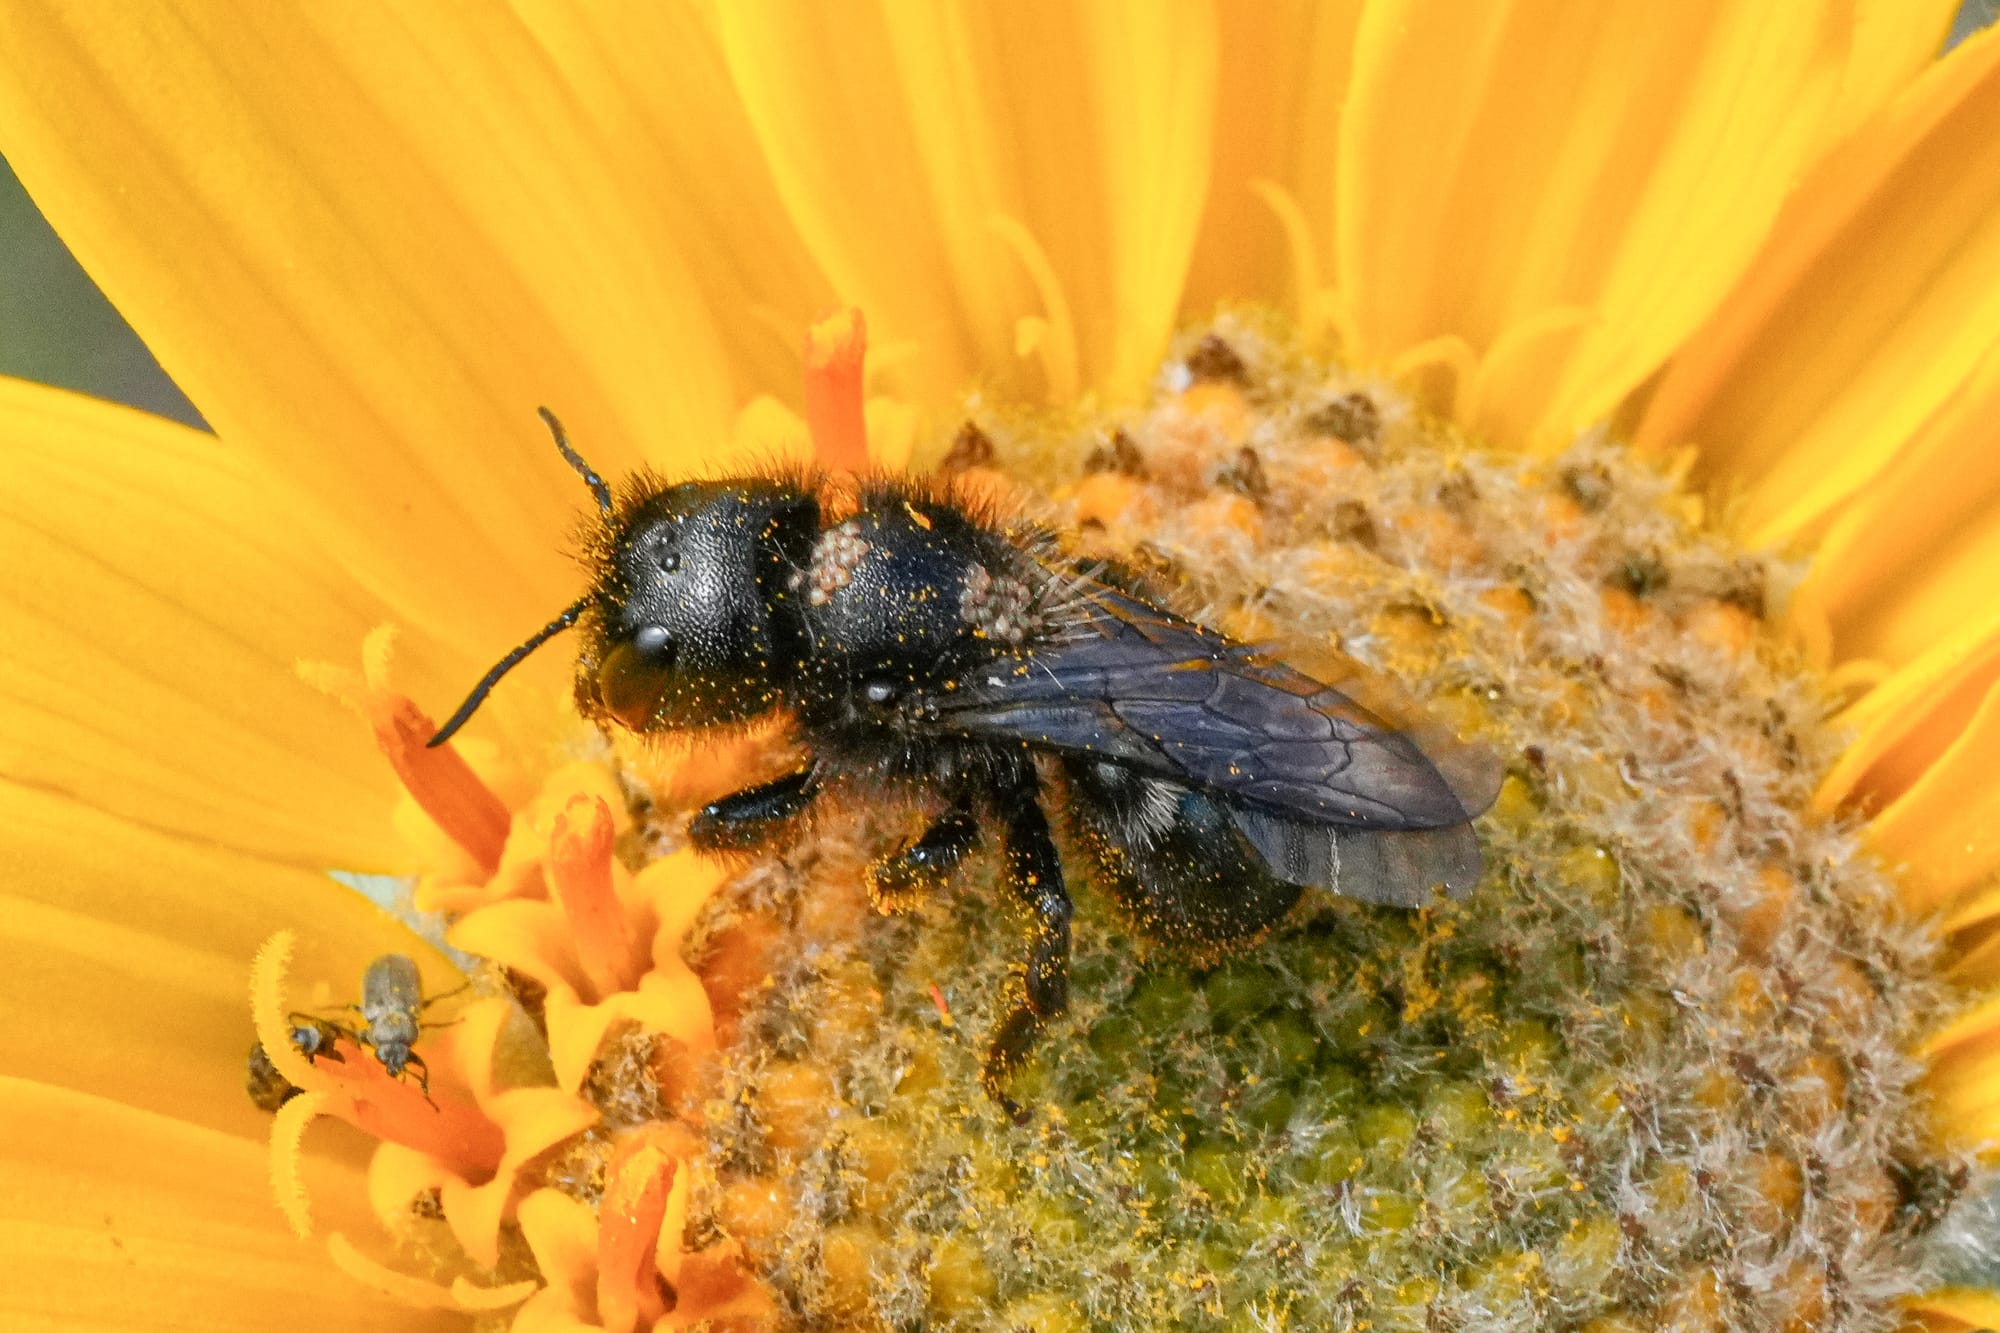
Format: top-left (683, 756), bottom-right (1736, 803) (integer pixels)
top-left (634, 624), bottom-right (671, 655)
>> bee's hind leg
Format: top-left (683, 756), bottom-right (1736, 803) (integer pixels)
top-left (688, 761), bottom-right (821, 853)
top-left (869, 795), bottom-right (978, 914)
top-left (980, 765), bottom-right (1072, 1119)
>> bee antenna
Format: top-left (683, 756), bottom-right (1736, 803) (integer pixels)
top-left (539, 406), bottom-right (613, 515)
top-left (427, 596), bottom-right (592, 747)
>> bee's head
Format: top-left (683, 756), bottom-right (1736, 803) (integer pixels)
top-left (426, 410), bottom-right (816, 747)
top-left (578, 479), bottom-right (818, 732)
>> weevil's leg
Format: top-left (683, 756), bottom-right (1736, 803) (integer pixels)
top-left (404, 1052), bottom-right (440, 1112)
top-left (868, 796), bottom-right (979, 915)
top-left (418, 981), bottom-right (471, 1012)
top-left (980, 765), bottom-right (1073, 1117)
top-left (687, 761), bottom-right (821, 853)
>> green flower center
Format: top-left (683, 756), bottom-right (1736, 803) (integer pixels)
top-left (635, 316), bottom-right (1954, 1332)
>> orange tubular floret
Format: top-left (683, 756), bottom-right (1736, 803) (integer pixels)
top-left (803, 306), bottom-right (870, 473)
top-left (374, 692), bottom-right (511, 876)
top-left (550, 793), bottom-right (646, 998)
top-left (597, 1127), bottom-right (694, 1333)
top-left (255, 930), bottom-right (507, 1222)
top-left (326, 1050), bottom-right (508, 1179)
top-left (666, 1241), bottom-right (775, 1329)
top-left (299, 641), bottom-right (513, 874)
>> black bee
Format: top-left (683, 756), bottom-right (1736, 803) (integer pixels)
top-left (432, 410), bottom-right (1499, 1111)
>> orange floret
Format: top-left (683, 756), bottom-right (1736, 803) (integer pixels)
top-left (805, 306), bottom-right (870, 473)
top-left (299, 626), bottom-right (511, 875)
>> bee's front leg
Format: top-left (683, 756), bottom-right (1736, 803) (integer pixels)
top-left (980, 765), bottom-right (1072, 1118)
top-left (868, 796), bottom-right (978, 914)
top-left (687, 761), bottom-right (821, 853)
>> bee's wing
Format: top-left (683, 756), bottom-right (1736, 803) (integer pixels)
top-left (1226, 804), bottom-right (1485, 903)
top-left (939, 584), bottom-right (1501, 835)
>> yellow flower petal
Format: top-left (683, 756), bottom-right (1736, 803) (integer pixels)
top-left (713, 0), bottom-right (1217, 403)
top-left (1947, 932), bottom-right (2000, 990)
top-left (0, 1077), bottom-right (440, 1330)
top-left (1827, 1), bottom-right (1961, 146)
top-left (449, 900), bottom-right (588, 997)
top-left (0, 378), bottom-right (416, 869)
top-left (1868, 679), bottom-right (2000, 912)
top-left (440, 1089), bottom-right (599, 1269)
top-left (638, 852), bottom-right (731, 941)
top-left (1636, 25), bottom-right (2000, 547)
top-left (1925, 991), bottom-right (2000, 1058)
top-left (1817, 623), bottom-right (2000, 814)
top-left (1807, 343), bottom-right (2000, 670)
top-left (0, 3), bottom-right (737, 658)
top-left (463, 844), bottom-right (724, 1093)
top-left (542, 993), bottom-right (631, 1098)
top-left (508, 2), bottom-right (838, 406)
top-left (0, 782), bottom-right (420, 1128)
top-left (516, 1188), bottom-right (599, 1329)
top-left (365, 1142), bottom-right (453, 1237)
top-left (1923, 993), bottom-right (2000, 1149)
top-left (1339, 1), bottom-right (1853, 448)
top-left (1182, 3), bottom-right (1362, 324)
top-left (1907, 1287), bottom-right (2000, 1333)
top-left (452, 1274), bottom-right (538, 1314)
top-left (543, 976), bottom-right (713, 1098)
top-left (323, 1234), bottom-right (463, 1313)
top-left (511, 1303), bottom-right (598, 1333)
top-left (731, 395), bottom-right (810, 463)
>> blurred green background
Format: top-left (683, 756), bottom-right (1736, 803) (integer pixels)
top-left (1, 1), bottom-right (1995, 432)
top-left (0, 158), bottom-right (200, 428)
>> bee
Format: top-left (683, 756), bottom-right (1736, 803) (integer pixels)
top-left (432, 411), bottom-right (1500, 1111)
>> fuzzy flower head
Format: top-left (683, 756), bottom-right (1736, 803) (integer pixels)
top-left (3, 5), bottom-right (2000, 1333)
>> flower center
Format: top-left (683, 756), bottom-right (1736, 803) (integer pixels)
top-left (250, 314), bottom-right (1960, 1332)
top-left (682, 317), bottom-right (1960, 1330)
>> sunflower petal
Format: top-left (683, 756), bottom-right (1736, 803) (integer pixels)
top-left (0, 782), bottom-right (431, 1128)
top-left (1182, 3), bottom-right (1362, 324)
top-left (0, 4), bottom-right (737, 655)
top-left (517, 1187), bottom-right (599, 1324)
top-left (1867, 679), bottom-right (2000, 912)
top-left (0, 379), bottom-right (429, 869)
top-left (0, 1077), bottom-right (441, 1330)
top-left (1635, 25), bottom-right (2000, 547)
top-left (1816, 622), bottom-right (2000, 815)
top-left (1906, 1288), bottom-right (2000, 1333)
top-left (441, 1088), bottom-right (598, 1269)
top-left (506, 2), bottom-right (837, 408)
top-left (1827, 1), bottom-right (1959, 146)
top-left (1806, 344), bottom-right (2000, 671)
top-left (713, 0), bottom-right (1217, 403)
top-left (1923, 993), bottom-right (2000, 1149)
top-left (1340, 0), bottom-right (1854, 448)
